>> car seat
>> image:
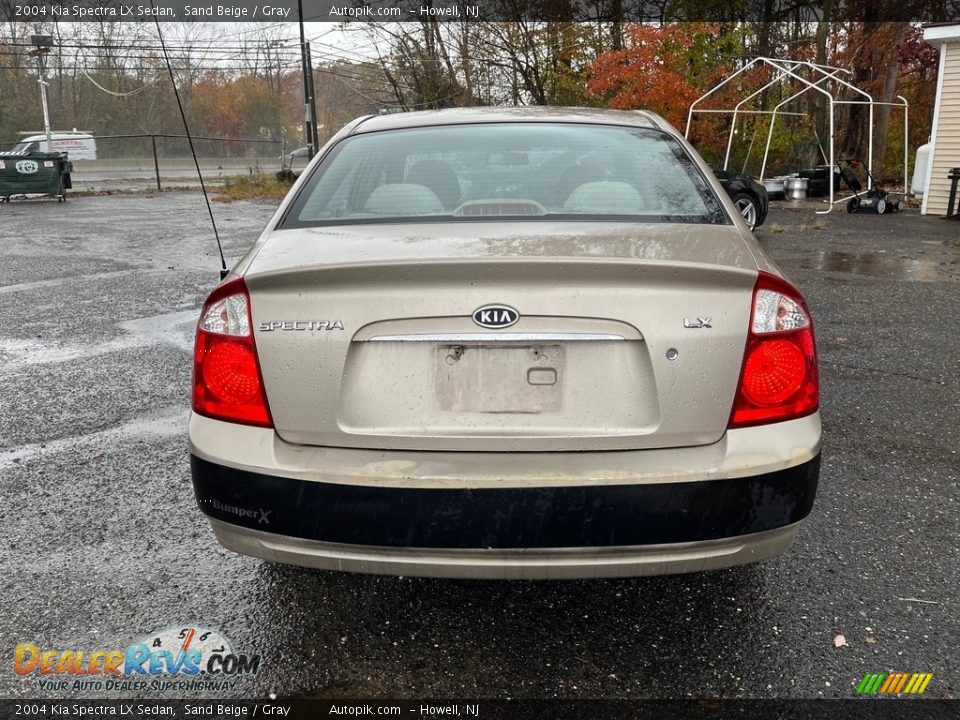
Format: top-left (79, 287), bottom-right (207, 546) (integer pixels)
top-left (406, 160), bottom-right (461, 210)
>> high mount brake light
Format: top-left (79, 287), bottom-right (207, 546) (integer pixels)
top-left (192, 278), bottom-right (273, 427)
top-left (729, 272), bottom-right (819, 428)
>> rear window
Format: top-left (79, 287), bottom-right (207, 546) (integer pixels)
top-left (280, 123), bottom-right (727, 228)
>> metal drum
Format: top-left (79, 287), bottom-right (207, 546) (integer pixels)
top-left (762, 177), bottom-right (786, 199)
top-left (784, 177), bottom-right (808, 200)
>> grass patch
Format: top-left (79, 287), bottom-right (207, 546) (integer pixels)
top-left (214, 174), bottom-right (294, 203)
top-left (69, 186), bottom-right (198, 198)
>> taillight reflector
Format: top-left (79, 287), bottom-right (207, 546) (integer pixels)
top-left (192, 277), bottom-right (273, 427)
top-left (729, 272), bottom-right (819, 428)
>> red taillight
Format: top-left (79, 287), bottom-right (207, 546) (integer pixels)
top-left (729, 272), bottom-right (819, 428)
top-left (192, 277), bottom-right (273, 427)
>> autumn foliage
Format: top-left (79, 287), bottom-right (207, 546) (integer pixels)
top-left (586, 24), bottom-right (736, 129)
top-left (191, 71), bottom-right (301, 140)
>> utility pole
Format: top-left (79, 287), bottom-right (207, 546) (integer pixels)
top-left (305, 41), bottom-right (319, 153)
top-left (29, 35), bottom-right (54, 152)
top-left (297, 0), bottom-right (319, 159)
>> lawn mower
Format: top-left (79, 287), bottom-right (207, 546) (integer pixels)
top-left (841, 159), bottom-right (905, 214)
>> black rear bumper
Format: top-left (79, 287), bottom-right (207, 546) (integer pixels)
top-left (191, 454), bottom-right (820, 550)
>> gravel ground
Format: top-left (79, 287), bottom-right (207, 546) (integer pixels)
top-left (0, 193), bottom-right (957, 701)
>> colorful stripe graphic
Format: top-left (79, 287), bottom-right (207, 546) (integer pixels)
top-left (857, 673), bottom-right (933, 695)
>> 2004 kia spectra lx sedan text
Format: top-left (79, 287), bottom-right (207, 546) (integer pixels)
top-left (188, 107), bottom-right (821, 579)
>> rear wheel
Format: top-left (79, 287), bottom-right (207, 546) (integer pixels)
top-left (847, 197), bottom-right (859, 213)
top-left (876, 197), bottom-right (886, 215)
top-left (731, 192), bottom-right (759, 229)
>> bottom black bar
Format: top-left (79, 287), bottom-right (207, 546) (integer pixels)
top-left (191, 454), bottom-right (820, 549)
top-left (2, 699), bottom-right (957, 720)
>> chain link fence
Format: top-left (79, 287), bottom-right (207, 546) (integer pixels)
top-left (0, 133), bottom-right (289, 190)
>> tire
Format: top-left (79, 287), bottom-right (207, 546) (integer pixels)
top-left (876, 197), bottom-right (886, 215)
top-left (730, 192), bottom-right (759, 229)
top-left (847, 197), bottom-right (860, 213)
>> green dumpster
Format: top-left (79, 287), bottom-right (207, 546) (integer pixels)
top-left (0, 151), bottom-right (73, 202)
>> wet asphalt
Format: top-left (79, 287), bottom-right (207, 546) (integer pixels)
top-left (0, 193), bottom-right (957, 701)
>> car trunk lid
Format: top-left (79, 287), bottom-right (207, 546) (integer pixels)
top-left (245, 222), bottom-right (757, 452)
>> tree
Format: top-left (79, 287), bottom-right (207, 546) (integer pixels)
top-left (586, 23), bottom-right (738, 128)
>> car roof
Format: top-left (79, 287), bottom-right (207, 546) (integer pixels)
top-left (349, 106), bottom-right (668, 135)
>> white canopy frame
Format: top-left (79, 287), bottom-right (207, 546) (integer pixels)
top-left (685, 57), bottom-right (909, 214)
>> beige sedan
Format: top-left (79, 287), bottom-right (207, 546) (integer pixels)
top-left (188, 107), bottom-right (821, 579)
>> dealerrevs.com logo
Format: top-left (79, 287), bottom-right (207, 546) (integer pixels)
top-left (14, 625), bottom-right (260, 692)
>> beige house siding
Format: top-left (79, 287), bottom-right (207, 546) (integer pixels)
top-left (927, 41), bottom-right (960, 215)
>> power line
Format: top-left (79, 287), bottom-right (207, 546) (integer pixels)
top-left (0, 41), bottom-right (408, 93)
top-left (18, 36), bottom-right (290, 57)
top-left (81, 69), bottom-right (148, 97)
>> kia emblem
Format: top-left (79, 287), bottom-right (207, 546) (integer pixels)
top-left (472, 304), bottom-right (519, 329)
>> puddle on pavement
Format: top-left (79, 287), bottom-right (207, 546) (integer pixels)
top-left (794, 251), bottom-right (959, 282)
